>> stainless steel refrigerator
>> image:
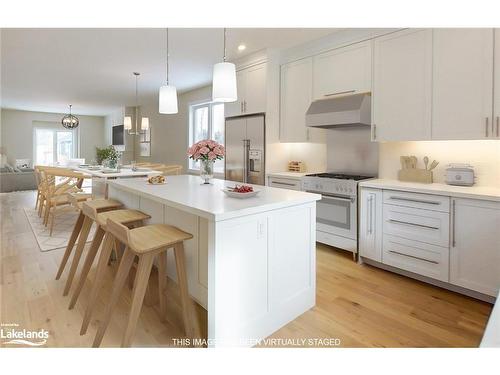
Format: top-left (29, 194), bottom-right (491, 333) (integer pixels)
top-left (225, 114), bottom-right (265, 185)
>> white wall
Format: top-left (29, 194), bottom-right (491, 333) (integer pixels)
top-left (379, 140), bottom-right (500, 187)
top-left (0, 108), bottom-right (106, 165)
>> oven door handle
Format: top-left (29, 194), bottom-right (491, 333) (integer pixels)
top-left (307, 190), bottom-right (355, 203)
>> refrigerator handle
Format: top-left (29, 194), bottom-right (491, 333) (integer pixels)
top-left (246, 139), bottom-right (251, 183)
top-left (242, 139), bottom-right (248, 183)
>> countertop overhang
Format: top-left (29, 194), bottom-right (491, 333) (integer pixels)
top-left (107, 175), bottom-right (321, 221)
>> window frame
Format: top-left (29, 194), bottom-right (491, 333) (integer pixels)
top-left (33, 127), bottom-right (77, 166)
top-left (188, 100), bottom-right (225, 174)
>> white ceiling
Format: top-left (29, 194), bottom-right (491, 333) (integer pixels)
top-left (1, 28), bottom-right (337, 116)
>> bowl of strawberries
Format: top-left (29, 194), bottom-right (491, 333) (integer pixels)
top-left (222, 184), bottom-right (260, 199)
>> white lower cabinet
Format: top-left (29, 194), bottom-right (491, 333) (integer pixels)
top-left (359, 188), bottom-right (383, 262)
top-left (382, 235), bottom-right (449, 282)
top-left (268, 176), bottom-right (302, 191)
top-left (450, 198), bottom-right (500, 296)
top-left (360, 187), bottom-right (500, 298)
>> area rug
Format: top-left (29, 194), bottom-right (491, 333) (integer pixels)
top-left (23, 207), bottom-right (96, 252)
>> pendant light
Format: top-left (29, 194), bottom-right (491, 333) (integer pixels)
top-left (125, 72), bottom-right (148, 135)
top-left (159, 28), bottom-right (178, 114)
top-left (212, 28), bottom-right (237, 103)
top-left (61, 104), bottom-right (79, 129)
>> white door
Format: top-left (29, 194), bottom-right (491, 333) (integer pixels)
top-left (373, 29), bottom-right (432, 141)
top-left (244, 63), bottom-right (267, 115)
top-left (313, 41), bottom-right (372, 100)
top-left (224, 69), bottom-right (246, 117)
top-left (359, 188), bottom-right (383, 262)
top-left (432, 29), bottom-right (494, 140)
top-left (450, 198), bottom-right (500, 296)
top-left (280, 58), bottom-right (313, 142)
top-left (494, 28), bottom-right (500, 138)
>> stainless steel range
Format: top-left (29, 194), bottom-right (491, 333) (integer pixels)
top-left (302, 173), bottom-right (374, 259)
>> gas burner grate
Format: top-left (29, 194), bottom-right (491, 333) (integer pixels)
top-left (305, 173), bottom-right (373, 181)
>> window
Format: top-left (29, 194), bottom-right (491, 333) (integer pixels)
top-left (189, 102), bottom-right (225, 173)
top-left (34, 128), bottom-right (75, 165)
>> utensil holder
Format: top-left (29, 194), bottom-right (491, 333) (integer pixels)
top-left (398, 169), bottom-right (433, 183)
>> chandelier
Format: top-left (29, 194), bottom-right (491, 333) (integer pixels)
top-left (61, 104), bottom-right (79, 129)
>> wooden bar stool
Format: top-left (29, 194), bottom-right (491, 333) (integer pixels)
top-left (69, 208), bottom-right (151, 310)
top-left (55, 192), bottom-right (93, 280)
top-left (61, 199), bottom-right (123, 296)
top-left (92, 219), bottom-right (196, 347)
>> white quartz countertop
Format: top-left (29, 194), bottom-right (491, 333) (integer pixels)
top-left (359, 179), bottom-right (500, 202)
top-left (108, 175), bottom-right (321, 221)
top-left (75, 167), bottom-right (161, 178)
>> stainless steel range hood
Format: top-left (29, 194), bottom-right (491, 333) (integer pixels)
top-left (306, 92), bottom-right (371, 128)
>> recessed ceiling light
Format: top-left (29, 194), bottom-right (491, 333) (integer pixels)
top-left (238, 44), bottom-right (246, 51)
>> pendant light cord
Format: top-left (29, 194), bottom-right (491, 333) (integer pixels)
top-left (135, 73), bottom-right (139, 132)
top-left (223, 27), bottom-right (227, 62)
top-left (166, 28), bottom-right (170, 85)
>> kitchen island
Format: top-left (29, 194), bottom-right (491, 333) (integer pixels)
top-left (107, 175), bottom-right (320, 347)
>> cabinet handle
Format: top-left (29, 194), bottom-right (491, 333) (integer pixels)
top-left (388, 196), bottom-right (440, 205)
top-left (323, 90), bottom-right (356, 97)
top-left (388, 250), bottom-right (439, 264)
top-left (368, 195), bottom-right (373, 234)
top-left (240, 102), bottom-right (244, 113)
top-left (452, 199), bottom-right (456, 247)
top-left (271, 181), bottom-right (296, 187)
top-left (485, 117), bottom-right (489, 137)
top-left (496, 116), bottom-right (499, 137)
top-left (387, 219), bottom-right (439, 231)
top-left (373, 124), bottom-right (377, 140)
top-left (244, 101), bottom-right (247, 113)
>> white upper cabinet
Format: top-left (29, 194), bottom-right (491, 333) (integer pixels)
top-left (494, 28), bottom-right (500, 138)
top-left (280, 58), bottom-right (313, 142)
top-left (373, 29), bottom-right (432, 141)
top-left (432, 29), bottom-right (494, 140)
top-left (244, 63), bottom-right (267, 115)
top-left (224, 70), bottom-right (246, 117)
top-left (450, 198), bottom-right (500, 297)
top-left (312, 41), bottom-right (372, 100)
top-left (225, 63), bottom-right (267, 118)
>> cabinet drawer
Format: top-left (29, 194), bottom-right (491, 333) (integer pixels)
top-left (383, 190), bottom-right (450, 213)
top-left (383, 235), bottom-right (449, 282)
top-left (383, 204), bottom-right (449, 247)
top-left (268, 177), bottom-right (302, 191)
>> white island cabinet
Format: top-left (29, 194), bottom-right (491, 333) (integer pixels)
top-left (107, 175), bottom-right (320, 347)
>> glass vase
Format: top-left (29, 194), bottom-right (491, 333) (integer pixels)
top-left (107, 158), bottom-right (117, 169)
top-left (199, 159), bottom-right (214, 184)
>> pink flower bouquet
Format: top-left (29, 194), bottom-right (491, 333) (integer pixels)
top-left (187, 139), bottom-right (225, 162)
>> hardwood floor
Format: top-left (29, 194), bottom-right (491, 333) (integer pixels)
top-left (0, 191), bottom-right (492, 347)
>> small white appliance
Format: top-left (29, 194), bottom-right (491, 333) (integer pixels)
top-left (445, 164), bottom-right (475, 186)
